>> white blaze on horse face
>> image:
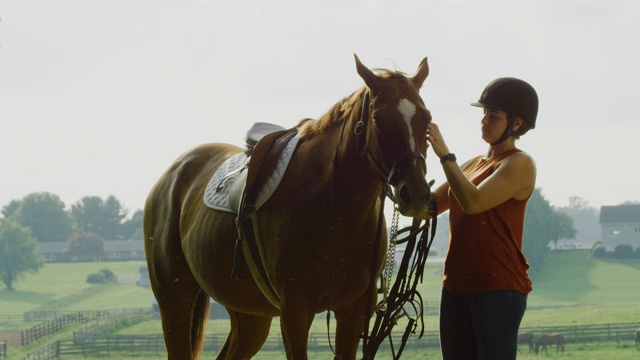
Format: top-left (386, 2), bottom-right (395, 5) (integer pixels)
top-left (398, 98), bottom-right (417, 151)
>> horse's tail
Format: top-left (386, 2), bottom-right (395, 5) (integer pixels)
top-left (191, 291), bottom-right (211, 358)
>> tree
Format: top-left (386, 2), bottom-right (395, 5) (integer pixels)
top-left (71, 196), bottom-right (127, 240)
top-left (8, 192), bottom-right (74, 243)
top-left (64, 230), bottom-right (106, 262)
top-left (0, 219), bottom-right (44, 290)
top-left (1, 199), bottom-right (21, 218)
top-left (557, 196), bottom-right (600, 249)
top-left (548, 211), bottom-right (577, 250)
top-left (121, 209), bottom-right (143, 240)
top-left (568, 196), bottom-right (591, 210)
top-left (102, 196), bottom-right (127, 239)
top-left (523, 189), bottom-right (576, 277)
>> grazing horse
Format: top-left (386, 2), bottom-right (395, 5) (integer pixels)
top-left (517, 331), bottom-right (534, 353)
top-left (535, 333), bottom-right (565, 354)
top-left (635, 328), bottom-right (640, 349)
top-left (144, 55), bottom-right (432, 360)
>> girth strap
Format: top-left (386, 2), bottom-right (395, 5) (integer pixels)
top-left (232, 128), bottom-right (298, 308)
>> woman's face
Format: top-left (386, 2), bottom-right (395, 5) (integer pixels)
top-left (480, 108), bottom-right (508, 143)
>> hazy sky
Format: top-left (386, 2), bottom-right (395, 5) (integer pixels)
top-left (2, 0), bottom-right (639, 216)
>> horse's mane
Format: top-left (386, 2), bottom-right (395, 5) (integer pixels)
top-left (299, 69), bottom-right (408, 139)
top-left (298, 88), bottom-right (363, 139)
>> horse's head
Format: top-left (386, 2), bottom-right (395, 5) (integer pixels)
top-left (354, 55), bottom-right (432, 217)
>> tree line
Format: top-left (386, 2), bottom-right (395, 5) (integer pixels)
top-left (0, 192), bottom-right (142, 290)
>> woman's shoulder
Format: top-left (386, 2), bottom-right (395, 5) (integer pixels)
top-left (506, 149), bottom-right (536, 166)
top-left (498, 149), bottom-right (537, 185)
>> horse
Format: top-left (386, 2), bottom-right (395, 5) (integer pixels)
top-left (517, 331), bottom-right (534, 353)
top-left (635, 328), bottom-right (640, 349)
top-left (144, 55), bottom-right (432, 360)
top-left (535, 333), bottom-right (565, 354)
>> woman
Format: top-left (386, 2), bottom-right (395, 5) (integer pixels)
top-left (426, 77), bottom-right (538, 359)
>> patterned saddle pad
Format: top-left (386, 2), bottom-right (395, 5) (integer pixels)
top-left (203, 133), bottom-right (300, 213)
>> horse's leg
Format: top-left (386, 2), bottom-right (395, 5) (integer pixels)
top-left (216, 310), bottom-right (273, 360)
top-left (279, 295), bottom-right (315, 359)
top-left (155, 284), bottom-right (209, 360)
top-left (333, 298), bottom-right (370, 360)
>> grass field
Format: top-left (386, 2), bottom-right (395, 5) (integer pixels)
top-left (1, 249), bottom-right (640, 359)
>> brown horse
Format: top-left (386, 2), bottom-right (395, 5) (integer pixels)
top-left (144, 55), bottom-right (432, 360)
top-left (535, 333), bottom-right (565, 354)
top-left (517, 331), bottom-right (534, 353)
top-left (635, 328), bottom-right (640, 349)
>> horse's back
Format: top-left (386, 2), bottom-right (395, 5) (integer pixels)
top-left (150, 142), bottom-right (239, 197)
top-left (143, 143), bottom-right (241, 275)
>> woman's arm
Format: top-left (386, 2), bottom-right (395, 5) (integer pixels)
top-left (427, 123), bottom-right (536, 214)
top-left (441, 152), bottom-right (536, 214)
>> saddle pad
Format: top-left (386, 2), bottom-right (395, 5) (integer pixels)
top-left (203, 133), bottom-right (301, 213)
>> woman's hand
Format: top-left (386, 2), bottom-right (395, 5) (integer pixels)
top-left (427, 122), bottom-right (450, 158)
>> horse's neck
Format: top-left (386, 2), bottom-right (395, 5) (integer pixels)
top-left (297, 92), bottom-right (382, 205)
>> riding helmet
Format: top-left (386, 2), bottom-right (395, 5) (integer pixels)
top-left (471, 77), bottom-right (539, 135)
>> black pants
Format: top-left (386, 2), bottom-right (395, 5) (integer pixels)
top-left (439, 287), bottom-right (527, 360)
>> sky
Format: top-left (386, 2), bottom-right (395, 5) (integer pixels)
top-left (1, 0), bottom-right (639, 217)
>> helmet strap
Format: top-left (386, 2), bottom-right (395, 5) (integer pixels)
top-left (490, 113), bottom-right (516, 146)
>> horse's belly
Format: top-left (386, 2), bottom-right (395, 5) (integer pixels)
top-left (182, 213), bottom-right (279, 317)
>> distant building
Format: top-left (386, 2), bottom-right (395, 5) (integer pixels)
top-left (37, 240), bottom-right (145, 262)
top-left (599, 204), bottom-right (640, 251)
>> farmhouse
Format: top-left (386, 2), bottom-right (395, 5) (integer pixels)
top-left (599, 204), bottom-right (640, 251)
top-left (37, 240), bottom-right (145, 262)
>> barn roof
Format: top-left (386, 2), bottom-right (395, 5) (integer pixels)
top-left (599, 204), bottom-right (640, 224)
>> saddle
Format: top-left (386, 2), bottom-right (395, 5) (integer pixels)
top-left (244, 122), bottom-right (286, 155)
top-left (231, 122), bottom-right (299, 308)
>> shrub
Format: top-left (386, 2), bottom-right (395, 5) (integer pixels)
top-left (99, 268), bottom-right (115, 282)
top-left (612, 244), bottom-right (634, 259)
top-left (87, 272), bottom-right (106, 284)
top-left (591, 242), bottom-right (607, 258)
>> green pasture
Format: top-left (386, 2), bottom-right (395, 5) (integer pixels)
top-left (0, 261), bottom-right (149, 316)
top-left (1, 250), bottom-right (640, 359)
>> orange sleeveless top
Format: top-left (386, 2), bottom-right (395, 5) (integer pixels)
top-left (442, 148), bottom-right (532, 295)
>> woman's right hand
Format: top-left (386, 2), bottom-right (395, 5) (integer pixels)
top-left (427, 122), bottom-right (450, 159)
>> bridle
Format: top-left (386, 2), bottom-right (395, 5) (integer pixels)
top-left (354, 90), bottom-right (427, 202)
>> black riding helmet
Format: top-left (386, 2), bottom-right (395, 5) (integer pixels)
top-left (471, 77), bottom-right (539, 145)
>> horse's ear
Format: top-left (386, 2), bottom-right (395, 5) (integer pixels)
top-left (410, 57), bottom-right (429, 90)
top-left (354, 54), bottom-right (380, 92)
